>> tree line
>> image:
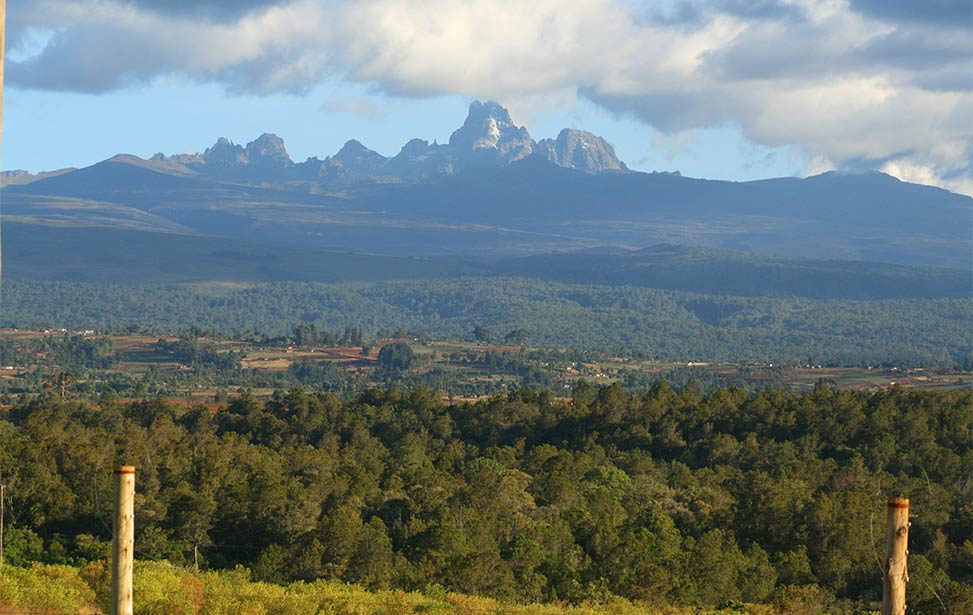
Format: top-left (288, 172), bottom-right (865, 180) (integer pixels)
top-left (0, 382), bottom-right (969, 613)
top-left (3, 278), bottom-right (970, 366)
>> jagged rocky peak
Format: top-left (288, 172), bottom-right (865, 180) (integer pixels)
top-left (336, 139), bottom-right (374, 157)
top-left (333, 139), bottom-right (388, 175)
top-left (385, 138), bottom-right (454, 178)
top-left (449, 100), bottom-right (533, 164)
top-left (538, 128), bottom-right (627, 173)
top-left (171, 103), bottom-right (628, 180)
top-left (396, 138), bottom-right (436, 159)
top-left (203, 137), bottom-right (247, 166)
top-left (245, 133), bottom-right (292, 167)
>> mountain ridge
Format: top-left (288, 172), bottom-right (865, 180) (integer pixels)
top-left (121, 100), bottom-right (629, 183)
top-left (2, 100), bottom-right (970, 268)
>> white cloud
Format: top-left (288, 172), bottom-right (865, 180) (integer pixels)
top-left (7, 0), bottom-right (973, 193)
top-left (804, 154), bottom-right (835, 176)
top-left (882, 158), bottom-right (973, 197)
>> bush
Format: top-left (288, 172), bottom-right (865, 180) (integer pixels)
top-left (0, 564), bottom-right (96, 614)
top-left (200, 567), bottom-right (322, 615)
top-left (136, 561), bottom-right (206, 615)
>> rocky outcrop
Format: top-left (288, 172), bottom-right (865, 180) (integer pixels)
top-left (537, 129), bottom-right (627, 173)
top-left (244, 133), bottom-right (292, 168)
top-left (447, 100), bottom-right (534, 167)
top-left (332, 140), bottom-right (388, 175)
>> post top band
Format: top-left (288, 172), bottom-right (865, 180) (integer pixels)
top-left (887, 497), bottom-right (909, 509)
top-left (114, 465), bottom-right (136, 475)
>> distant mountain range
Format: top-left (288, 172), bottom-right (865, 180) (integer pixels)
top-left (87, 100), bottom-right (625, 184)
top-left (1, 100), bottom-right (970, 276)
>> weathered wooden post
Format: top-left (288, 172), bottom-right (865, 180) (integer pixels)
top-left (1, 0), bottom-right (7, 292)
top-left (112, 466), bottom-right (136, 615)
top-left (0, 481), bottom-right (5, 570)
top-left (882, 497), bottom-right (909, 615)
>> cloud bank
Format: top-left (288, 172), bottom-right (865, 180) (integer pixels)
top-left (8, 0), bottom-right (972, 193)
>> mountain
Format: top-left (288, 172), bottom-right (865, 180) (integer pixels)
top-left (448, 100), bottom-right (535, 167)
top-left (384, 138), bottom-right (453, 178)
top-left (139, 101), bottom-right (625, 182)
top-left (365, 101), bottom-right (537, 177)
top-left (490, 243), bottom-right (972, 300)
top-left (243, 133), bottom-right (293, 168)
top-left (3, 221), bottom-right (967, 303)
top-left (0, 221), bottom-right (471, 284)
top-left (201, 136), bottom-right (247, 168)
top-left (2, 101), bottom-right (970, 269)
top-left (537, 129), bottom-right (627, 173)
top-left (0, 168), bottom-right (77, 187)
top-left (332, 140), bottom-right (388, 176)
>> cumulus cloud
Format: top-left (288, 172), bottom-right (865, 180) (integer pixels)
top-left (125, 0), bottom-right (292, 20)
top-left (6, 0), bottom-right (973, 193)
top-left (882, 158), bottom-right (973, 197)
top-left (848, 0), bottom-right (972, 28)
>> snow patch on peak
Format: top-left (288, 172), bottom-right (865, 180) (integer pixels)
top-left (473, 117), bottom-right (502, 150)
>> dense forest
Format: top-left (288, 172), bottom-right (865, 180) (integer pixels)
top-left (0, 383), bottom-right (969, 613)
top-left (2, 278), bottom-right (970, 366)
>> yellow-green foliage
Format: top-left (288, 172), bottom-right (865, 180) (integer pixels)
top-left (134, 561), bottom-right (206, 615)
top-left (0, 562), bottom-right (777, 615)
top-left (198, 567), bottom-right (319, 615)
top-left (0, 564), bottom-right (96, 614)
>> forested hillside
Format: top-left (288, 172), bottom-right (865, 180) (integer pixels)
top-left (3, 279), bottom-right (970, 365)
top-left (1, 384), bottom-right (969, 613)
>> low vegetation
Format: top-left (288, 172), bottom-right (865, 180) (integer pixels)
top-left (0, 560), bottom-right (839, 615)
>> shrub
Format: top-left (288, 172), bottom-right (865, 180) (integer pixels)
top-left (0, 564), bottom-right (96, 614)
top-left (136, 561), bottom-right (205, 615)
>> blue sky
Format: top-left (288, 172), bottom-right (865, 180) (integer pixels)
top-left (3, 1), bottom-right (970, 192)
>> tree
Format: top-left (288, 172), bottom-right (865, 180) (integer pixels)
top-left (378, 342), bottom-right (416, 373)
top-left (472, 325), bottom-right (492, 343)
top-left (504, 329), bottom-right (530, 345)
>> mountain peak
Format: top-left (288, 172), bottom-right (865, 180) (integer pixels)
top-left (134, 103), bottom-right (628, 181)
top-left (333, 139), bottom-right (388, 175)
top-left (245, 133), bottom-right (292, 167)
top-left (468, 100), bottom-right (514, 125)
top-left (203, 137), bottom-right (247, 167)
top-left (337, 139), bottom-right (370, 154)
top-left (448, 100), bottom-right (533, 166)
top-left (537, 128), bottom-right (627, 173)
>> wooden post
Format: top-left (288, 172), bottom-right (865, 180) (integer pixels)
top-left (1, 0), bottom-right (7, 292)
top-left (882, 497), bottom-right (909, 615)
top-left (0, 481), bottom-right (5, 570)
top-left (0, 0), bottom-right (6, 130)
top-left (111, 466), bottom-right (136, 615)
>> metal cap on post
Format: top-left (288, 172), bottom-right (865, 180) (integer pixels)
top-left (112, 466), bottom-right (136, 615)
top-left (882, 497), bottom-right (909, 615)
